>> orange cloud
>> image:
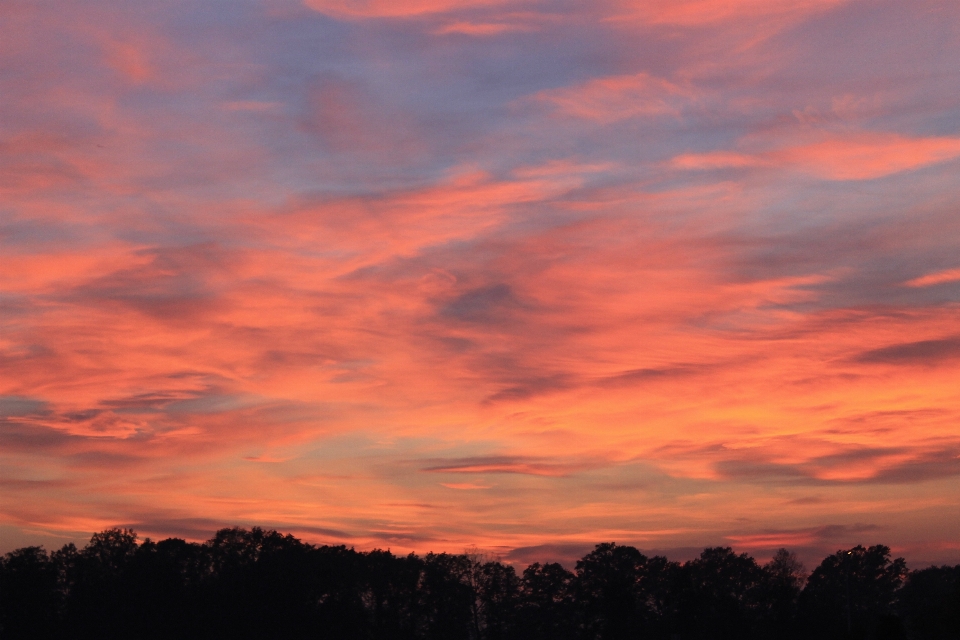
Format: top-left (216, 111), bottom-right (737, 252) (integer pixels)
top-left (423, 456), bottom-right (603, 477)
top-left (441, 482), bottom-right (493, 489)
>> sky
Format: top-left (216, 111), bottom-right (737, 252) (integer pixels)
top-left (2, 0), bottom-right (959, 569)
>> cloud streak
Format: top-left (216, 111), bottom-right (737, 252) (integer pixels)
top-left (855, 337), bottom-right (960, 366)
top-left (671, 132), bottom-right (960, 181)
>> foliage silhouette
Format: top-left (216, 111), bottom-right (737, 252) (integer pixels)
top-left (2, 530), bottom-right (958, 640)
top-left (0, 546), bottom-right (59, 640)
top-left (895, 564), bottom-right (960, 640)
top-left (518, 561), bottom-right (578, 639)
top-left (799, 545), bottom-right (908, 640)
top-left (756, 548), bottom-right (805, 639)
top-left (673, 546), bottom-right (766, 640)
top-left (575, 542), bottom-right (653, 639)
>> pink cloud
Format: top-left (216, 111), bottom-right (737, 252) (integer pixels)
top-left (670, 151), bottom-right (760, 170)
top-left (433, 19), bottom-right (536, 35)
top-left (672, 132), bottom-right (960, 180)
top-left (604, 0), bottom-right (846, 26)
top-left (3, 0), bottom-right (960, 567)
top-left (302, 0), bottom-right (847, 29)
top-left (904, 268), bottom-right (960, 288)
top-left (781, 133), bottom-right (960, 180)
top-left (302, 0), bottom-right (508, 18)
top-left (101, 39), bottom-right (154, 84)
top-left (534, 73), bottom-right (691, 123)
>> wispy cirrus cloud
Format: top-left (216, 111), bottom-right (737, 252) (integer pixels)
top-left (714, 445), bottom-right (960, 485)
top-left (854, 337), bottom-right (960, 366)
top-left (421, 455), bottom-right (605, 477)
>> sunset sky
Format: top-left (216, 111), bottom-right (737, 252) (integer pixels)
top-left (2, 0), bottom-right (959, 568)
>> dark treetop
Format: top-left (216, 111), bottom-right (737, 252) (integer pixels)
top-left (2, 528), bottom-right (958, 640)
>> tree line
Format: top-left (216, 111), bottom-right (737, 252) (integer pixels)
top-left (1, 527), bottom-right (958, 640)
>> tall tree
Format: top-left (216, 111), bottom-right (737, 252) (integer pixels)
top-left (574, 543), bottom-right (650, 640)
top-left (799, 545), bottom-right (907, 640)
top-left (674, 547), bottom-right (765, 640)
top-left (756, 548), bottom-right (806, 639)
top-left (0, 546), bottom-right (60, 640)
top-left (517, 562), bottom-right (578, 640)
top-left (896, 564), bottom-right (960, 640)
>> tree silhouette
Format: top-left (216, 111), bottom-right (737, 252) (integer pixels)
top-left (0, 546), bottom-right (60, 640)
top-left (799, 545), bottom-right (907, 640)
top-left (674, 546), bottom-right (765, 640)
top-left (4, 528), bottom-right (959, 640)
top-left (473, 559), bottom-right (520, 639)
top-left (896, 564), bottom-right (960, 640)
top-left (419, 553), bottom-right (476, 640)
top-left (639, 554), bottom-right (684, 639)
top-left (362, 549), bottom-right (424, 640)
top-left (59, 528), bottom-right (141, 638)
top-left (517, 562), bottom-right (577, 640)
top-left (125, 537), bottom-right (208, 638)
top-left (574, 542), bottom-right (652, 639)
top-left (757, 548), bottom-right (806, 638)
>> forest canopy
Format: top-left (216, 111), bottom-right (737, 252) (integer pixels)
top-left (2, 527), bottom-right (958, 640)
